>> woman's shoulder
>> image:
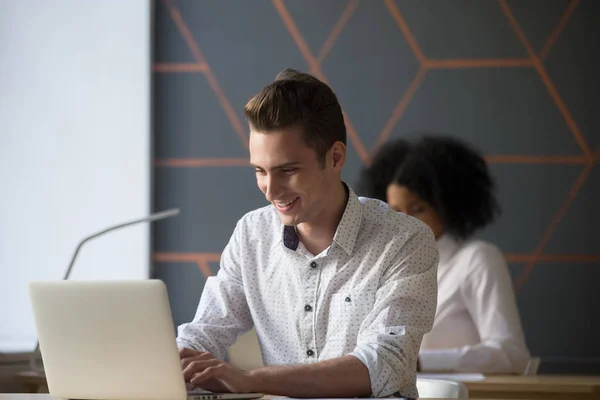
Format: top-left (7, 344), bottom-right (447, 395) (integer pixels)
top-left (458, 237), bottom-right (502, 255)
top-left (454, 237), bottom-right (506, 272)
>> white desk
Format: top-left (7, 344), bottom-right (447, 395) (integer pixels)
top-left (420, 373), bottom-right (600, 399)
top-left (0, 396), bottom-right (511, 400)
top-left (463, 375), bottom-right (600, 399)
top-left (0, 396), bottom-right (53, 400)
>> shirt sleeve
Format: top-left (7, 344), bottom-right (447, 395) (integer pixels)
top-left (176, 220), bottom-right (253, 360)
top-left (419, 243), bottom-right (530, 373)
top-left (349, 225), bottom-right (439, 397)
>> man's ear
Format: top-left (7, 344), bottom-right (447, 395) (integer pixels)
top-left (330, 141), bottom-right (346, 169)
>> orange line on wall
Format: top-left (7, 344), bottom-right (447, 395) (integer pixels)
top-left (425, 58), bottom-right (534, 69)
top-left (514, 164), bottom-right (593, 290)
top-left (384, 0), bottom-right (426, 64)
top-left (341, 114), bottom-right (369, 162)
top-left (371, 67), bottom-right (428, 160)
top-left (540, 0), bottom-right (580, 61)
top-left (498, 0), bottom-right (593, 163)
top-left (154, 252), bottom-right (221, 278)
top-left (154, 253), bottom-right (222, 263)
top-left (539, 254), bottom-right (600, 263)
top-left (317, 0), bottom-right (360, 65)
top-left (535, 66), bottom-right (593, 162)
top-left (154, 158), bottom-right (250, 167)
top-left (484, 155), bottom-right (588, 165)
top-left (272, 0), bottom-right (319, 76)
top-left (162, 3), bottom-right (206, 71)
top-left (153, 63), bottom-right (208, 73)
top-left (498, 0), bottom-right (537, 56)
top-left (163, 0), bottom-right (248, 149)
top-left (506, 254), bottom-right (600, 264)
top-left (271, 0), bottom-right (368, 163)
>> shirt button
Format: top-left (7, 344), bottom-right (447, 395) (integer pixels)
top-left (345, 296), bottom-right (351, 302)
top-left (304, 304), bottom-right (312, 312)
top-left (310, 261), bottom-right (317, 268)
top-left (306, 349), bottom-right (314, 356)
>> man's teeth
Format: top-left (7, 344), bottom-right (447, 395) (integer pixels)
top-left (277, 198), bottom-right (296, 207)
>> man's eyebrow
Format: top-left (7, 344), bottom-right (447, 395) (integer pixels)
top-left (250, 162), bottom-right (301, 170)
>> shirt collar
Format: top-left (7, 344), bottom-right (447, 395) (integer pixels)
top-left (332, 184), bottom-right (362, 255)
top-left (436, 233), bottom-right (461, 265)
top-left (279, 183), bottom-right (363, 255)
top-left (282, 225), bottom-right (299, 250)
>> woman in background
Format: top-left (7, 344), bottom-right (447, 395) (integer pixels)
top-left (357, 135), bottom-right (530, 374)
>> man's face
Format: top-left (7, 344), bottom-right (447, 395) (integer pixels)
top-left (249, 126), bottom-right (343, 227)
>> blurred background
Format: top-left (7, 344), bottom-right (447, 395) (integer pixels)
top-left (1, 0), bottom-right (598, 391)
top-left (153, 0), bottom-right (599, 375)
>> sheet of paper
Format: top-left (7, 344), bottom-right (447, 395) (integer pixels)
top-left (417, 372), bottom-right (486, 382)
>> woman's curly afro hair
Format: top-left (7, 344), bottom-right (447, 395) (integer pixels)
top-left (356, 135), bottom-right (500, 239)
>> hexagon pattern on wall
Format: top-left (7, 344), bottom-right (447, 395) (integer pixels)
top-left (153, 0), bottom-right (599, 373)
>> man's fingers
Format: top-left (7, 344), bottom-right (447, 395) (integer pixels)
top-left (190, 375), bottom-right (229, 393)
top-left (190, 366), bottom-right (228, 389)
top-left (179, 347), bottom-right (201, 359)
top-left (190, 369), bottom-right (213, 385)
top-left (179, 348), bottom-right (213, 359)
top-left (181, 352), bottom-right (216, 369)
top-left (183, 359), bottom-right (221, 381)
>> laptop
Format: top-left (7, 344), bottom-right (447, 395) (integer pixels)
top-left (28, 280), bottom-right (263, 400)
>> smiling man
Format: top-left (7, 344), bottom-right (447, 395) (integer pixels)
top-left (176, 69), bottom-right (438, 398)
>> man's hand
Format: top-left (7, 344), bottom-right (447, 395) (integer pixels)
top-left (178, 349), bottom-right (372, 397)
top-left (179, 348), bottom-right (257, 394)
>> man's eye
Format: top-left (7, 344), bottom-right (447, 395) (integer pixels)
top-left (282, 168), bottom-right (297, 174)
top-left (255, 169), bottom-right (266, 175)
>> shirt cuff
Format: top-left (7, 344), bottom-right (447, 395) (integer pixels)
top-left (348, 348), bottom-right (402, 398)
top-left (176, 337), bottom-right (205, 352)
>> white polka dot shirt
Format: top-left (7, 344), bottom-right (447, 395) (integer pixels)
top-left (177, 186), bottom-right (439, 398)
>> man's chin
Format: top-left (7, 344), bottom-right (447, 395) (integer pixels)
top-left (277, 213), bottom-right (300, 226)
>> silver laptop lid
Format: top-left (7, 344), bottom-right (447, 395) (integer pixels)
top-left (29, 280), bottom-right (187, 400)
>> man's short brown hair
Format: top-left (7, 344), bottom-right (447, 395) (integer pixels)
top-left (244, 69), bottom-right (346, 166)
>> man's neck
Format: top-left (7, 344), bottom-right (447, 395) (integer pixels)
top-left (297, 182), bottom-right (348, 256)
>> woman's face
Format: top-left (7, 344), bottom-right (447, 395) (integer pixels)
top-left (386, 183), bottom-right (444, 239)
